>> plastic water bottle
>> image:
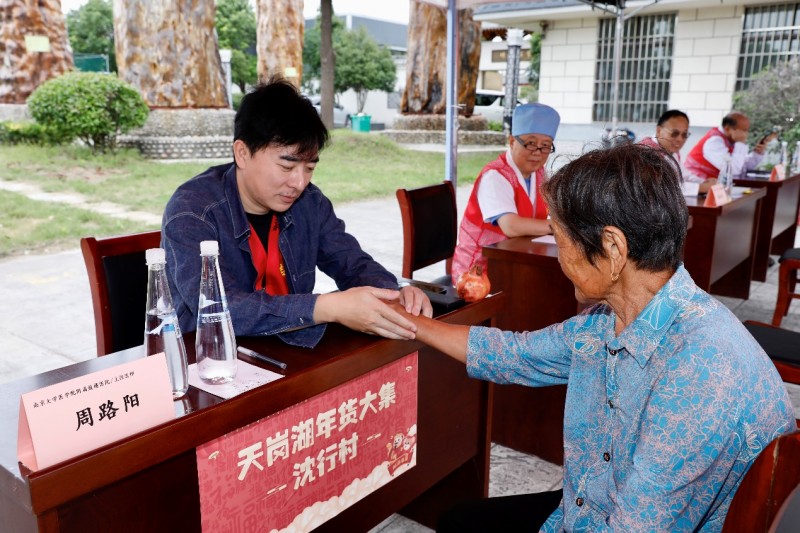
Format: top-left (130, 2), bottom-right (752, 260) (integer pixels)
top-left (779, 141), bottom-right (789, 166)
top-left (195, 240), bottom-right (237, 384)
top-left (717, 156), bottom-right (733, 195)
top-left (792, 141), bottom-right (800, 176)
top-left (144, 248), bottom-right (189, 400)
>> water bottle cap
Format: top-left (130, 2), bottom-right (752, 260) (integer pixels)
top-left (200, 240), bottom-right (219, 256)
top-left (145, 248), bottom-right (166, 265)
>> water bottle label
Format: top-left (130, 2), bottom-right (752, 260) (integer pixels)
top-left (199, 311), bottom-right (228, 324)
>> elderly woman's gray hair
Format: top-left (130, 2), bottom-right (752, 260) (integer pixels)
top-left (541, 144), bottom-right (689, 272)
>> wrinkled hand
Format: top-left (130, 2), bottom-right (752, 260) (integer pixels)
top-left (316, 287), bottom-right (418, 340)
top-left (398, 285), bottom-right (433, 318)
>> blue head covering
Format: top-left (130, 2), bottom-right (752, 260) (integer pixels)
top-left (511, 103), bottom-right (560, 139)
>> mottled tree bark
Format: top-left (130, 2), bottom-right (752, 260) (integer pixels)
top-left (319, 0), bottom-right (335, 129)
top-left (255, 0), bottom-right (303, 87)
top-left (402, 2), bottom-right (481, 116)
top-left (113, 0), bottom-right (227, 108)
top-left (0, 0), bottom-right (74, 104)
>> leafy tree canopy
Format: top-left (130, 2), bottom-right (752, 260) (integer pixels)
top-left (734, 58), bottom-right (800, 151)
top-left (303, 18), bottom-right (396, 112)
top-left (335, 28), bottom-right (396, 113)
top-left (215, 0), bottom-right (257, 93)
top-left (66, 0), bottom-right (116, 72)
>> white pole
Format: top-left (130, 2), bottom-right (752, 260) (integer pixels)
top-left (219, 49), bottom-right (233, 109)
top-left (611, 4), bottom-right (625, 133)
top-left (503, 29), bottom-right (523, 135)
top-left (445, 0), bottom-right (459, 189)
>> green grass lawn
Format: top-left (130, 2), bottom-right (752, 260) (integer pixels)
top-left (0, 130), bottom-right (501, 256)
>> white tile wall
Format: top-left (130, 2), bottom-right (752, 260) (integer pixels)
top-left (551, 44), bottom-right (582, 61)
top-left (530, 5), bottom-right (747, 126)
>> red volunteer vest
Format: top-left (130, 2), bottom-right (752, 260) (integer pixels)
top-left (638, 136), bottom-right (681, 163)
top-left (684, 129), bottom-right (734, 180)
top-left (451, 152), bottom-right (547, 284)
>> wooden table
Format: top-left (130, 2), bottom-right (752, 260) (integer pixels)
top-left (734, 173), bottom-right (800, 281)
top-left (483, 237), bottom-right (581, 464)
top-left (683, 186), bottom-right (766, 299)
top-left (0, 296), bottom-right (504, 533)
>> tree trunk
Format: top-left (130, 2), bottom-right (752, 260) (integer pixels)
top-left (0, 0), bottom-right (74, 104)
top-left (319, 0), bottom-right (335, 130)
top-left (113, 0), bottom-right (227, 108)
top-left (255, 0), bottom-right (303, 87)
top-left (401, 1), bottom-right (480, 116)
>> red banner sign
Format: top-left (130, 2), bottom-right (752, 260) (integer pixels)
top-left (196, 352), bottom-right (419, 532)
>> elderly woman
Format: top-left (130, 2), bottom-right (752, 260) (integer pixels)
top-left (397, 144), bottom-right (795, 532)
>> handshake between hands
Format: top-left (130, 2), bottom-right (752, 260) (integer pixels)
top-left (313, 285), bottom-right (432, 340)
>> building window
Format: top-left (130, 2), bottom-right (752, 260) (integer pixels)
top-left (594, 13), bottom-right (676, 123)
top-left (736, 3), bottom-right (800, 91)
top-left (481, 70), bottom-right (504, 92)
top-left (491, 48), bottom-right (531, 63)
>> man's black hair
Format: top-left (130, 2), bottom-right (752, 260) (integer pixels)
top-left (234, 77), bottom-right (329, 160)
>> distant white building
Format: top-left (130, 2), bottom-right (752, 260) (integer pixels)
top-left (475, 0), bottom-right (800, 128)
top-left (478, 35), bottom-right (533, 94)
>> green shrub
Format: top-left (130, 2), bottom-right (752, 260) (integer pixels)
top-left (0, 121), bottom-right (67, 145)
top-left (27, 72), bottom-right (149, 153)
top-left (232, 92), bottom-right (245, 111)
top-left (487, 121), bottom-right (504, 132)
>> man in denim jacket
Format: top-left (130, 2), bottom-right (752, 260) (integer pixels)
top-left (162, 79), bottom-right (431, 348)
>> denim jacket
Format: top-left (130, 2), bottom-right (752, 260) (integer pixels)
top-left (162, 163), bottom-right (399, 348)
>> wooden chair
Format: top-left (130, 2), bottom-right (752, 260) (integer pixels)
top-left (772, 248), bottom-right (800, 327)
top-left (396, 181), bottom-right (457, 286)
top-left (80, 230), bottom-right (161, 356)
top-left (722, 430), bottom-right (800, 532)
top-left (744, 321), bottom-right (800, 386)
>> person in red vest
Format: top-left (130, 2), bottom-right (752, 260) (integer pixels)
top-left (451, 103), bottom-right (560, 284)
top-left (638, 109), bottom-right (713, 194)
top-left (684, 112), bottom-right (775, 182)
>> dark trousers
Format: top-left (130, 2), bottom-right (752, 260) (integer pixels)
top-left (436, 490), bottom-right (563, 533)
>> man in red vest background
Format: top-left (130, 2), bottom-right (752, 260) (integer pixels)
top-left (684, 111), bottom-right (775, 182)
top-left (451, 103), bottom-right (560, 284)
top-left (639, 109), bottom-right (713, 195)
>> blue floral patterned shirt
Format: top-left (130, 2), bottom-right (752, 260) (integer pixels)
top-left (466, 266), bottom-right (795, 532)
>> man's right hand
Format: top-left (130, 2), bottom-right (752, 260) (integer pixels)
top-left (753, 132), bottom-right (778, 154)
top-left (314, 287), bottom-right (418, 340)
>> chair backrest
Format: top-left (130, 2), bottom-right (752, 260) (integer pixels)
top-left (80, 230), bottom-right (162, 356)
top-left (722, 430), bottom-right (800, 532)
top-left (743, 320), bottom-right (800, 385)
top-left (396, 181), bottom-right (457, 279)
